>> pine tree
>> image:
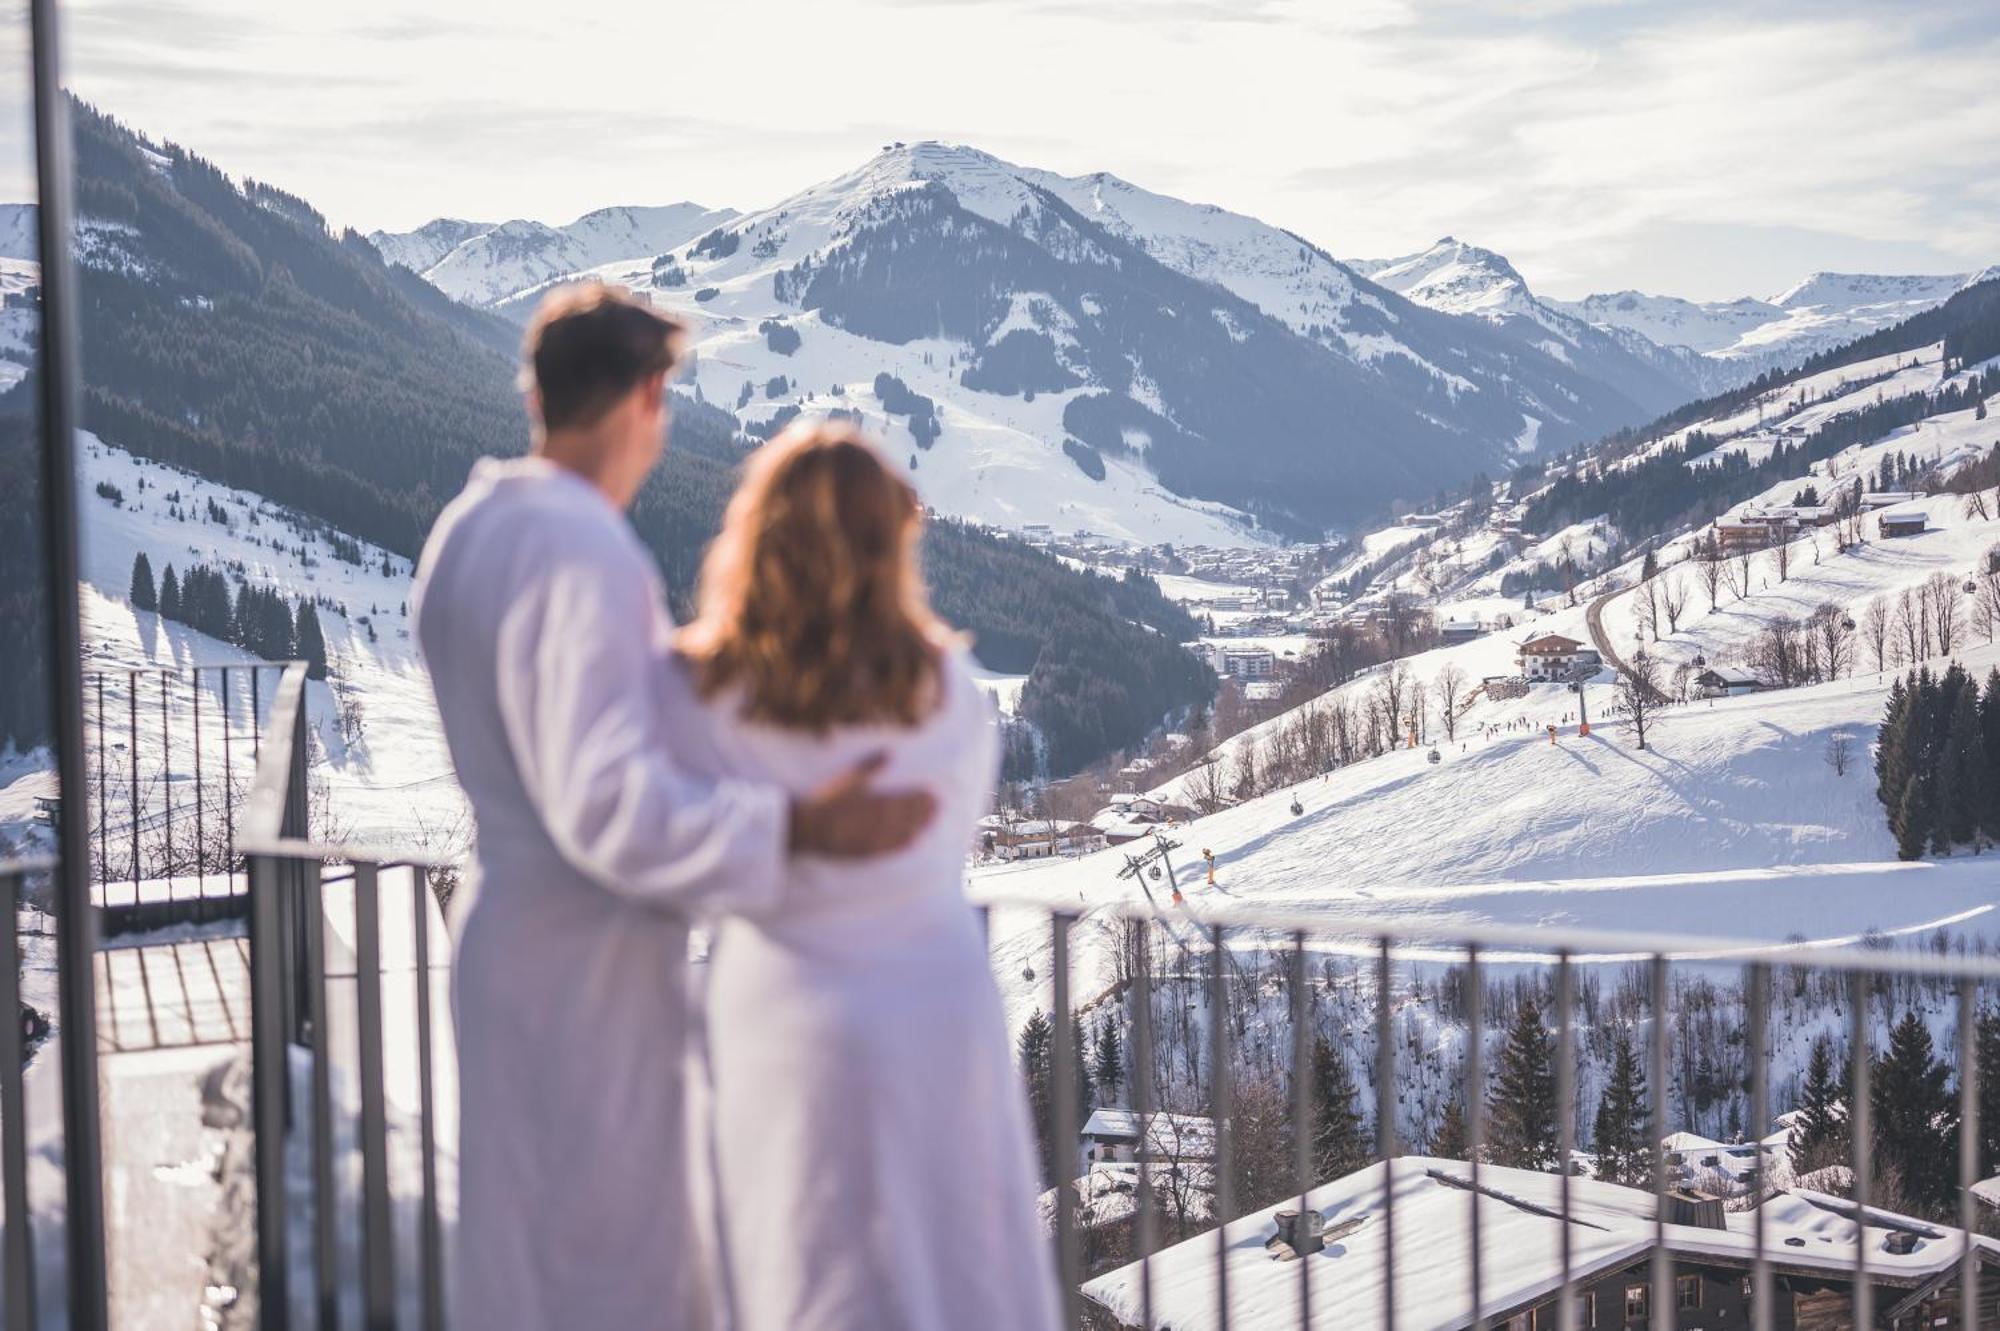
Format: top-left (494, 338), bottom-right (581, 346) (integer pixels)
top-left (1592, 1028), bottom-right (1652, 1187)
top-left (1939, 682), bottom-right (1990, 848)
top-left (1017, 1010), bottom-right (1055, 1185)
top-left (1871, 1011), bottom-right (1956, 1217)
top-left (1897, 782), bottom-right (1933, 861)
top-left (1072, 1013), bottom-right (1093, 1123)
top-left (1309, 1034), bottom-right (1368, 1180)
top-left (295, 601), bottom-right (329, 681)
top-left (129, 551), bottom-right (156, 611)
top-left (1977, 1012), bottom-right (2000, 1178)
top-left (158, 564), bottom-right (181, 620)
top-left (1981, 670), bottom-right (2000, 843)
top-left (1489, 993), bottom-right (1559, 1171)
top-left (1790, 1036), bottom-right (1846, 1177)
top-left (1092, 1016), bottom-right (1123, 1105)
top-left (1878, 676), bottom-right (1911, 822)
top-left (1429, 1095), bottom-right (1470, 1160)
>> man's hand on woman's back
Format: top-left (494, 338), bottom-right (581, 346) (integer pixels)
top-left (788, 752), bottom-right (936, 858)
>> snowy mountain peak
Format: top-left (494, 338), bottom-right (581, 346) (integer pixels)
top-left (1767, 270), bottom-right (1968, 311)
top-left (1348, 237), bottom-right (1538, 320)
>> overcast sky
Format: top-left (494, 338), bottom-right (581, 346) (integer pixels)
top-left (6, 0), bottom-right (1998, 299)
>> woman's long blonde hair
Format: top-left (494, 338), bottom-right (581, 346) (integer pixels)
top-left (679, 421), bottom-right (951, 730)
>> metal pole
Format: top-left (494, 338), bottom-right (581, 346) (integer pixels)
top-left (413, 867), bottom-right (445, 1331)
top-left (1290, 933), bottom-right (1312, 1327)
top-left (1850, 970), bottom-right (1872, 1330)
top-left (1959, 976), bottom-right (1980, 1331)
top-left (1748, 963), bottom-right (1772, 1331)
top-left (27, 5), bottom-right (109, 1319)
top-left (94, 674), bottom-right (104, 889)
top-left (193, 668), bottom-right (204, 919)
top-left (160, 669), bottom-right (172, 896)
top-left (0, 872), bottom-right (38, 1331)
top-left (1466, 946), bottom-right (1486, 1331)
top-left (1649, 957), bottom-right (1669, 1331)
top-left (1377, 937), bottom-right (1396, 1331)
top-left (1131, 923), bottom-right (1157, 1331)
top-left (1210, 926), bottom-right (1232, 1331)
top-left (1050, 914), bottom-right (1081, 1330)
top-left (355, 863), bottom-right (396, 1328)
top-left (128, 674), bottom-right (138, 899)
top-left (1556, 953), bottom-right (1575, 1331)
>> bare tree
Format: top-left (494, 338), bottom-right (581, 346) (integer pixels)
top-left (1182, 755), bottom-right (1227, 815)
top-left (1925, 572), bottom-right (1961, 655)
top-left (1660, 572), bottom-right (1687, 634)
top-left (1862, 597), bottom-right (1892, 674)
top-left (1825, 732), bottom-right (1852, 777)
top-left (1977, 569), bottom-right (2000, 645)
top-left (1619, 653), bottom-right (1662, 751)
top-left (1728, 545), bottom-right (1756, 602)
top-left (1641, 576), bottom-right (1660, 641)
top-left (1435, 664), bottom-right (1467, 742)
top-left (1409, 678), bottom-right (1430, 745)
top-left (1894, 588), bottom-right (1924, 665)
top-left (1809, 603), bottom-right (1854, 681)
top-left (1771, 531), bottom-right (1792, 583)
top-left (1696, 535), bottom-right (1725, 611)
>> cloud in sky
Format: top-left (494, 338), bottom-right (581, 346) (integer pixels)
top-left (2, 0), bottom-right (1992, 299)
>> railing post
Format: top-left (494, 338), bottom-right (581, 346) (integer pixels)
top-left (1649, 956), bottom-right (1669, 1331)
top-left (1959, 975), bottom-right (1980, 1331)
top-left (1376, 936), bottom-right (1395, 1331)
top-left (1555, 952), bottom-right (1575, 1331)
top-left (1049, 914), bottom-right (1081, 1330)
top-left (247, 851), bottom-right (290, 1330)
top-left (305, 860), bottom-right (336, 1330)
top-left (1130, 921), bottom-right (1156, 1330)
top-left (28, 2), bottom-right (110, 1316)
top-left (1209, 925), bottom-right (1232, 1331)
top-left (1850, 969), bottom-right (1872, 1331)
top-left (1466, 945), bottom-right (1486, 1331)
top-left (1748, 962), bottom-right (1772, 1331)
top-left (413, 867), bottom-right (446, 1331)
top-left (1289, 932), bottom-right (1312, 1327)
top-left (356, 862), bottom-right (397, 1329)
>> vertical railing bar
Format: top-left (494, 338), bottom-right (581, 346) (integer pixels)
top-left (251, 666), bottom-right (261, 763)
top-left (1466, 944), bottom-right (1486, 1331)
top-left (95, 674), bottom-right (105, 892)
top-left (128, 670), bottom-right (139, 904)
top-left (1376, 936), bottom-right (1395, 1331)
top-left (1748, 962), bottom-right (1772, 1331)
top-left (222, 668), bottom-right (234, 889)
top-left (1850, 967), bottom-right (1872, 1331)
top-left (1210, 924), bottom-right (1233, 1331)
top-left (355, 862), bottom-right (396, 1328)
top-left (1959, 973), bottom-right (1980, 1331)
top-left (1132, 922), bottom-right (1157, 1331)
top-left (306, 860), bottom-right (336, 1330)
top-left (1649, 955), bottom-right (1669, 1331)
top-left (1556, 951), bottom-right (1575, 1331)
top-left (248, 852), bottom-right (291, 1330)
top-left (0, 872), bottom-right (38, 1331)
top-left (193, 668), bottom-right (206, 922)
top-left (413, 867), bottom-right (445, 1331)
top-left (1050, 914), bottom-right (1081, 1331)
top-left (1290, 932), bottom-right (1311, 1328)
top-left (160, 669), bottom-right (173, 900)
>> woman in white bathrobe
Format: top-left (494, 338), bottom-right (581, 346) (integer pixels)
top-left (664, 422), bottom-right (1060, 1331)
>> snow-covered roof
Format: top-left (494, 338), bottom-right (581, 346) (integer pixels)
top-left (1518, 633), bottom-right (1585, 654)
top-left (1080, 1109), bottom-right (1215, 1156)
top-left (1081, 1157), bottom-right (1999, 1331)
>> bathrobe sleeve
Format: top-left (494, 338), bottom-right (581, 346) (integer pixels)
top-left (491, 520), bottom-right (789, 913)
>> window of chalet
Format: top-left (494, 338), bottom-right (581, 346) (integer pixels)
top-left (1678, 1274), bottom-right (1701, 1310)
top-left (1625, 1283), bottom-right (1648, 1319)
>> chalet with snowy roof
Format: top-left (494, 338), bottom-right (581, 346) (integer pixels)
top-left (1081, 1157), bottom-right (2000, 1331)
top-left (1880, 511), bottom-right (1928, 539)
top-left (1515, 633), bottom-right (1598, 681)
top-left (1715, 520), bottom-right (1772, 554)
top-left (983, 821), bottom-right (1107, 861)
top-left (1079, 1109), bottom-right (1215, 1167)
top-left (1861, 490), bottom-right (1927, 511)
top-left (1439, 619), bottom-right (1487, 645)
top-left (1694, 665), bottom-right (1769, 698)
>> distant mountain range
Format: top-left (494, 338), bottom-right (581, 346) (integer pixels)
top-left (369, 144), bottom-right (1991, 540)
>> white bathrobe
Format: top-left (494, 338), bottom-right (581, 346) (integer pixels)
top-left (413, 456), bottom-right (790, 1331)
top-left (661, 648), bottom-right (1060, 1331)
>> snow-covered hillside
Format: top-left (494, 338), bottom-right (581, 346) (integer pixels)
top-left (368, 203), bottom-right (737, 307)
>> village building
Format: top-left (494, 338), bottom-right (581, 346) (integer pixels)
top-left (1715, 520), bottom-right (1772, 554)
top-left (1078, 1109), bottom-right (1216, 1167)
top-left (1082, 1157), bottom-right (2000, 1331)
top-left (1861, 490), bottom-right (1927, 511)
top-left (1220, 647), bottom-right (1277, 681)
top-left (1516, 633), bottom-right (1600, 681)
top-left (1880, 511), bottom-right (1928, 539)
top-left (982, 820), bottom-right (1108, 860)
top-left (1694, 665), bottom-right (1769, 698)
top-left (1440, 618), bottom-right (1488, 645)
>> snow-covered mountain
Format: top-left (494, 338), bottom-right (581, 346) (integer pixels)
top-left (458, 142), bottom-right (1705, 537)
top-left (1348, 236), bottom-right (1540, 321)
top-left (1552, 270), bottom-right (1978, 372)
top-left (368, 203), bottom-right (737, 307)
top-left (0, 203), bottom-right (35, 261)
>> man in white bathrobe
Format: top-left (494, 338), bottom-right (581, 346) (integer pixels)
top-left (412, 284), bottom-right (933, 1330)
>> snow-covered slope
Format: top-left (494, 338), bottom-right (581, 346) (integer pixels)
top-left (0, 203), bottom-right (36, 261)
top-left (1348, 237), bottom-right (1540, 321)
top-left (369, 203), bottom-right (737, 307)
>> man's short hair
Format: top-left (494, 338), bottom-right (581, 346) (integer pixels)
top-left (521, 284), bottom-right (684, 432)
